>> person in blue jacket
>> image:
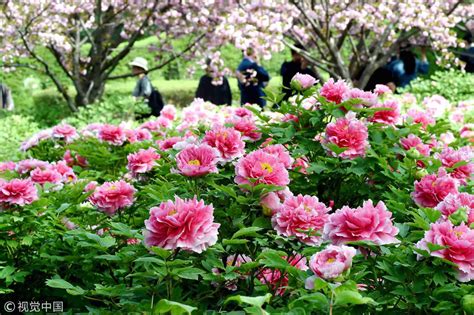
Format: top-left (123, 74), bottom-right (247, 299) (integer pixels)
top-left (236, 47), bottom-right (270, 108)
top-left (386, 47), bottom-right (429, 88)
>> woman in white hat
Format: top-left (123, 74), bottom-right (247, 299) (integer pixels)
top-left (130, 57), bottom-right (165, 117)
top-left (130, 57), bottom-right (152, 99)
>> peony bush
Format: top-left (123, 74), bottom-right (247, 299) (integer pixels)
top-left (0, 79), bottom-right (473, 313)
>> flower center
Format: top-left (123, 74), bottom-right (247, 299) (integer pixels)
top-left (326, 258), bottom-right (336, 263)
top-left (188, 159), bottom-right (201, 166)
top-left (260, 162), bottom-right (273, 173)
top-left (108, 185), bottom-right (117, 190)
top-left (454, 230), bottom-right (463, 238)
top-left (304, 205), bottom-right (312, 213)
top-left (168, 209), bottom-right (177, 216)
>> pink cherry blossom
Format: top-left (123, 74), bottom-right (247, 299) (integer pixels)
top-left (272, 194), bottom-right (330, 245)
top-left (176, 144), bottom-right (219, 177)
top-left (127, 148), bottom-right (161, 175)
top-left (0, 179), bottom-right (38, 206)
top-left (144, 197), bottom-right (220, 253)
top-left (416, 221), bottom-right (474, 282)
top-left (324, 200), bottom-right (399, 245)
top-left (412, 168), bottom-right (459, 208)
top-left (234, 149), bottom-right (289, 187)
top-left (89, 180), bottom-right (135, 215)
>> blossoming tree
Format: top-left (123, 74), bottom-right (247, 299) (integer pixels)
top-left (282, 0), bottom-right (474, 88)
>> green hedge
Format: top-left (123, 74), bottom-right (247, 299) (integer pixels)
top-left (401, 69), bottom-right (474, 103)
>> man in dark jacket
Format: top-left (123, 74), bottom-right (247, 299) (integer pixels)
top-left (280, 45), bottom-right (317, 100)
top-left (0, 83), bottom-right (14, 110)
top-left (237, 47), bottom-right (270, 108)
top-left (195, 59), bottom-right (232, 105)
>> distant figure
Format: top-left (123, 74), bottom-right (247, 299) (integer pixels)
top-left (0, 83), bottom-right (14, 110)
top-left (460, 33), bottom-right (474, 73)
top-left (280, 45), bottom-right (317, 100)
top-left (130, 57), bottom-right (164, 117)
top-left (386, 47), bottom-right (429, 88)
top-left (237, 47), bottom-right (270, 108)
top-left (195, 59), bottom-right (232, 105)
top-left (363, 66), bottom-right (396, 92)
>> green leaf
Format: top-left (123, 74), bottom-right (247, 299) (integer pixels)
top-left (231, 227), bottom-right (263, 239)
top-left (155, 299), bottom-right (197, 315)
top-left (258, 251), bottom-right (290, 269)
top-left (135, 257), bottom-right (165, 265)
top-left (46, 278), bottom-right (85, 295)
top-left (225, 293), bottom-right (272, 308)
top-left (173, 267), bottom-right (205, 280)
top-left (334, 290), bottom-right (377, 306)
top-left (223, 239), bottom-right (249, 245)
top-left (426, 242), bottom-right (448, 252)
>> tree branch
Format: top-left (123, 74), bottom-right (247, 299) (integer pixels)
top-left (107, 33), bottom-right (205, 80)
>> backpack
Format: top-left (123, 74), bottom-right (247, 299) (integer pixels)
top-left (148, 89), bottom-right (164, 116)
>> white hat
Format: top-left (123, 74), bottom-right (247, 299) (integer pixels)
top-left (129, 57), bottom-right (149, 71)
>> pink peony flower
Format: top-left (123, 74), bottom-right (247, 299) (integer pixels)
top-left (16, 159), bottom-right (49, 175)
top-left (291, 72), bottom-right (317, 90)
top-left (30, 167), bottom-right (63, 185)
top-left (261, 144), bottom-right (294, 169)
top-left (226, 254), bottom-right (253, 268)
top-left (416, 221), bottom-right (474, 282)
top-left (63, 150), bottom-right (88, 168)
top-left (406, 109), bottom-right (435, 129)
top-left (126, 238), bottom-right (141, 245)
top-left (324, 200), bottom-right (399, 245)
top-left (234, 107), bottom-right (253, 118)
top-left (157, 136), bottom-right (183, 151)
top-left (439, 132), bottom-right (455, 145)
top-left (52, 161), bottom-right (77, 183)
top-left (369, 100), bottom-right (400, 125)
top-left (320, 78), bottom-right (349, 104)
top-left (412, 168), bottom-right (459, 208)
top-left (260, 187), bottom-right (293, 216)
top-left (309, 245), bottom-right (357, 280)
top-left (0, 161), bottom-right (16, 172)
top-left (127, 148), bottom-right (161, 175)
top-left (176, 144), bottom-right (219, 177)
top-left (435, 192), bottom-right (474, 218)
top-left (0, 179), bottom-right (38, 206)
top-left (322, 113), bottom-right (369, 159)
top-left (203, 126), bottom-right (246, 163)
top-left (52, 123), bottom-right (78, 142)
top-left (343, 88), bottom-right (377, 108)
top-left (374, 84), bottom-right (392, 96)
top-left (234, 149), bottom-right (290, 187)
top-left (144, 197), bottom-right (220, 253)
top-left (227, 117), bottom-right (262, 142)
top-left (89, 180), bottom-right (135, 215)
top-left (435, 146), bottom-right (474, 184)
top-left (258, 254), bottom-right (308, 296)
top-left (98, 124), bottom-right (126, 146)
top-left (84, 181), bottom-right (98, 192)
top-left (135, 128), bottom-right (152, 142)
top-left (400, 134), bottom-right (431, 157)
top-left (272, 194), bottom-right (330, 245)
top-left (161, 104), bottom-right (177, 120)
top-left (292, 156), bottom-right (310, 174)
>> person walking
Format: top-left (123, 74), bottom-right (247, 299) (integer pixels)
top-left (236, 47), bottom-right (270, 108)
top-left (280, 45), bottom-right (317, 100)
top-left (0, 83), bottom-right (14, 111)
top-left (130, 57), bottom-right (164, 117)
top-left (385, 46), bottom-right (429, 88)
top-left (195, 59), bottom-right (232, 105)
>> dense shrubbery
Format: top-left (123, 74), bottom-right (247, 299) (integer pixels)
top-left (402, 70), bottom-right (474, 103)
top-left (1, 78), bottom-right (473, 313)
